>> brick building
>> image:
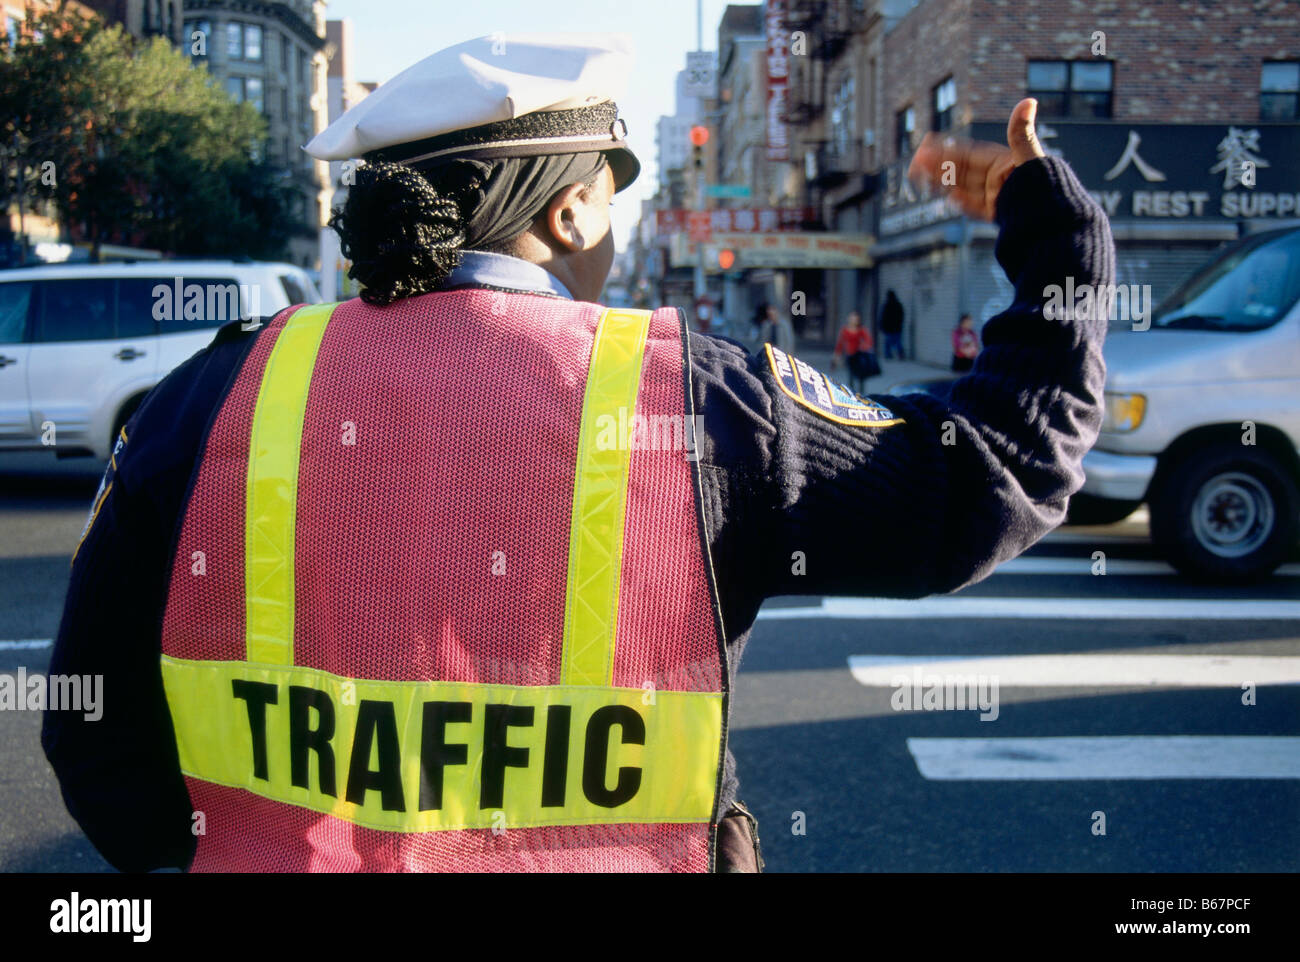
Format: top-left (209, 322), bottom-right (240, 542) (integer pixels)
top-left (790, 0), bottom-right (1300, 362)
top-left (181, 0), bottom-right (330, 270)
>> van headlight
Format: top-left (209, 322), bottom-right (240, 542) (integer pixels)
top-left (1102, 392), bottom-right (1147, 433)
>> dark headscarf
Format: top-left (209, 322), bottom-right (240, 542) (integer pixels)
top-left (329, 150), bottom-right (611, 306)
top-left (453, 151), bottom-right (610, 251)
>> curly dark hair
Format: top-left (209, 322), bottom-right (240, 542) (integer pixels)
top-left (327, 159), bottom-right (497, 307)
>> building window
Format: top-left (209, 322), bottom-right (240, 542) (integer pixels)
top-left (245, 24), bottom-right (262, 62)
top-left (298, 50), bottom-right (306, 84)
top-left (895, 106), bottom-right (914, 159)
top-left (1028, 60), bottom-right (1113, 118)
top-left (932, 76), bottom-right (956, 131)
top-left (1261, 62), bottom-right (1300, 120)
top-left (227, 22), bottom-right (242, 60)
top-left (282, 35), bottom-right (290, 70)
top-left (225, 76), bottom-right (244, 102)
top-left (246, 77), bottom-right (264, 113)
top-left (831, 73), bottom-right (855, 157)
top-left (281, 86), bottom-right (288, 119)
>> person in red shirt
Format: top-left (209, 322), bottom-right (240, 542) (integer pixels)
top-left (831, 310), bottom-right (879, 394)
top-left (952, 312), bottom-right (980, 372)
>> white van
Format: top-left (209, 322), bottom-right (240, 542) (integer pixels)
top-left (0, 260), bottom-right (320, 460)
top-left (1079, 226), bottom-right (1300, 581)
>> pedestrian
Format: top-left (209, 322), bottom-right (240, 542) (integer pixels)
top-left (880, 288), bottom-right (906, 359)
top-left (952, 312), bottom-right (980, 372)
top-left (695, 295), bottom-right (713, 333)
top-left (831, 309), bottom-right (880, 394)
top-left (752, 301), bottom-right (774, 348)
top-left (44, 63), bottom-right (1109, 875)
top-left (766, 303), bottom-right (796, 354)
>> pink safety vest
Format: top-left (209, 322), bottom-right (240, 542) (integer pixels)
top-left (158, 289), bottom-right (729, 871)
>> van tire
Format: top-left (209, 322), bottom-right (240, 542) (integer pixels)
top-left (1150, 445), bottom-right (1299, 582)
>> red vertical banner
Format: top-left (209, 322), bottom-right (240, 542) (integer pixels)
top-left (766, 0), bottom-right (789, 162)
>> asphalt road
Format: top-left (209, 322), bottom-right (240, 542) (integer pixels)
top-left (1, 449), bottom-right (1297, 872)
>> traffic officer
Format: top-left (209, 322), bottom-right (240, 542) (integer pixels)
top-left (42, 32), bottom-right (1113, 873)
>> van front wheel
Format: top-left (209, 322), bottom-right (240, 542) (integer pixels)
top-left (1151, 445), bottom-right (1298, 582)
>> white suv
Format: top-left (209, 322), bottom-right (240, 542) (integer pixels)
top-left (0, 260), bottom-right (320, 460)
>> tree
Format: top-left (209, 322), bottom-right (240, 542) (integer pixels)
top-left (0, 4), bottom-right (294, 260)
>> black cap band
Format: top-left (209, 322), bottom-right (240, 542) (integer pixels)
top-left (365, 102), bottom-right (640, 192)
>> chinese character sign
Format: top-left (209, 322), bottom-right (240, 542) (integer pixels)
top-left (968, 122), bottom-right (1300, 221)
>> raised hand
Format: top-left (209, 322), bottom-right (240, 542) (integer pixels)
top-left (906, 98), bottom-right (1047, 222)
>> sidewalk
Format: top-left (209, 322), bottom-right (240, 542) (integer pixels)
top-left (786, 344), bottom-right (952, 393)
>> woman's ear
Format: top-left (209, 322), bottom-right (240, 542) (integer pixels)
top-left (545, 182), bottom-right (589, 252)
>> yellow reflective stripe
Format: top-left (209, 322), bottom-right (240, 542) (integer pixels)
top-left (161, 656), bottom-right (722, 831)
top-left (245, 303), bottom-right (336, 666)
top-left (561, 308), bottom-right (651, 688)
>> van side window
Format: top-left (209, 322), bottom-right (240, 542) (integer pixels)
top-left (0, 282), bottom-right (33, 343)
top-left (117, 278), bottom-right (163, 338)
top-left (278, 273), bottom-right (307, 305)
top-left (155, 277), bottom-right (243, 334)
top-left (34, 279), bottom-right (116, 343)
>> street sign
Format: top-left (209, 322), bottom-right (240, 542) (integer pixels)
top-left (702, 232), bottom-right (874, 270)
top-left (683, 51), bottom-right (716, 98)
top-left (705, 184), bottom-right (752, 198)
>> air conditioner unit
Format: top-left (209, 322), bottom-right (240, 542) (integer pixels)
top-left (863, 129), bottom-right (875, 147)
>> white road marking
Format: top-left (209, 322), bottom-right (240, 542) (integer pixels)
top-left (998, 557), bottom-right (1168, 575)
top-left (757, 597), bottom-right (1300, 620)
top-left (906, 736), bottom-right (1300, 779)
top-left (848, 654), bottom-right (1300, 686)
top-left (0, 639), bottom-right (53, 651)
top-left (999, 556), bottom-right (1300, 576)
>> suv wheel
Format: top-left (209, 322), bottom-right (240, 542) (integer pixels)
top-left (1151, 445), bottom-right (1299, 582)
top-left (111, 395), bottom-right (145, 449)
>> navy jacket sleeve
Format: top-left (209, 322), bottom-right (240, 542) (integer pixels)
top-left (40, 321), bottom-right (260, 872)
top-left (689, 156), bottom-right (1113, 633)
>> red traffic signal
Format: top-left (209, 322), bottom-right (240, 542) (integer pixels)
top-left (717, 249), bottom-right (736, 270)
top-left (689, 125), bottom-right (710, 147)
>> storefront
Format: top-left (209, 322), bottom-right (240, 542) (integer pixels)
top-left (870, 121), bottom-right (1300, 367)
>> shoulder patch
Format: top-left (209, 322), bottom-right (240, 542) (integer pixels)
top-left (72, 426), bottom-right (127, 565)
top-left (765, 344), bottom-right (902, 427)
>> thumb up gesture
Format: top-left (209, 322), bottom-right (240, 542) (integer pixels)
top-left (907, 98), bottom-right (1047, 222)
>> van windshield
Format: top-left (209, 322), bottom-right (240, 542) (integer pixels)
top-left (1151, 229), bottom-right (1300, 332)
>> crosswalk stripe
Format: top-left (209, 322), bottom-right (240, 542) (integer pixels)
top-left (848, 654), bottom-right (1300, 686)
top-left (906, 736), bottom-right (1300, 779)
top-left (0, 639), bottom-right (53, 651)
top-left (757, 597), bottom-right (1300, 620)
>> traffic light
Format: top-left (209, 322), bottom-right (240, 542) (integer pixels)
top-left (717, 248), bottom-right (735, 271)
top-left (690, 125), bottom-right (709, 170)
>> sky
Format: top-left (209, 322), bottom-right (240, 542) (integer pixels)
top-left (321, 0), bottom-right (746, 250)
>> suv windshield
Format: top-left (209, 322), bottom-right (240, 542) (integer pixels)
top-left (1150, 228), bottom-right (1300, 332)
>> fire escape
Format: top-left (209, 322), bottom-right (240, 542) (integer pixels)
top-left (782, 0), bottom-right (862, 213)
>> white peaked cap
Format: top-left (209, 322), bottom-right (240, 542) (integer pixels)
top-left (304, 32), bottom-right (640, 190)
